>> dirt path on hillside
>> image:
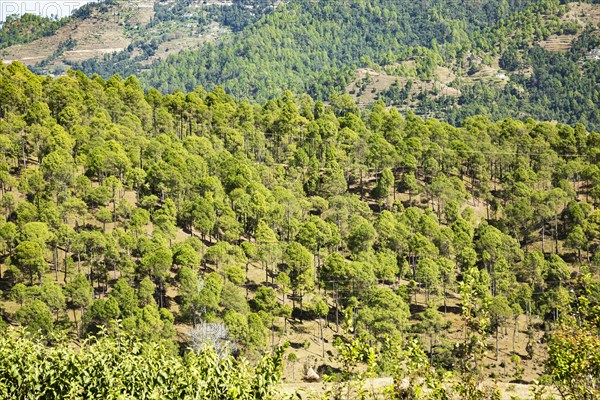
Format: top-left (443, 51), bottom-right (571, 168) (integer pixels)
top-left (279, 378), bottom-right (556, 399)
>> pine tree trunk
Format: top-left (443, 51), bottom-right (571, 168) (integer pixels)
top-left (541, 222), bottom-right (545, 253)
top-left (335, 283), bottom-right (339, 332)
top-left (554, 213), bottom-right (559, 253)
top-left (265, 261), bottom-right (268, 283)
top-left (513, 318), bottom-right (517, 353)
top-left (430, 333), bottom-right (434, 363)
top-left (360, 169), bottom-right (364, 200)
top-left (320, 317), bottom-right (324, 358)
top-left (496, 326), bottom-right (499, 361)
top-left (64, 243), bottom-right (70, 283)
top-left (443, 280), bottom-right (447, 313)
top-left (73, 308), bottom-right (78, 335)
top-left (54, 246), bottom-right (59, 282)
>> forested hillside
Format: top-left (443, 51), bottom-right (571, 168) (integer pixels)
top-left (0, 0), bottom-right (276, 76)
top-left (430, 28), bottom-right (600, 131)
top-left (4, 0), bottom-right (600, 131)
top-left (66, 0), bottom-right (600, 132)
top-left (0, 14), bottom-right (69, 49)
top-left (141, 0), bottom-right (542, 97)
top-left (0, 60), bottom-right (600, 398)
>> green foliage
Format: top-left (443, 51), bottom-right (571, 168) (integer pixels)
top-left (0, 327), bottom-right (284, 399)
top-left (138, 277), bottom-right (157, 307)
top-left (136, 0), bottom-right (541, 100)
top-left (224, 264), bottom-right (246, 285)
top-left (173, 242), bottom-right (201, 268)
top-left (64, 273), bottom-right (93, 313)
top-left (15, 299), bottom-right (53, 335)
top-left (357, 287), bottom-right (409, 341)
top-left (65, 0), bottom-right (600, 135)
top-left (385, 338), bottom-right (449, 399)
top-left (0, 56), bottom-right (598, 396)
top-left (110, 279), bottom-right (138, 317)
top-left (11, 241), bottom-right (47, 284)
top-left (324, 334), bottom-right (377, 400)
top-left (445, 38), bottom-right (600, 131)
top-left (247, 313), bottom-right (267, 350)
top-left (40, 281), bottom-right (66, 317)
top-left (547, 317), bottom-right (600, 399)
top-left (347, 216), bottom-right (377, 254)
top-left (0, 14), bottom-right (69, 49)
top-left (83, 297), bottom-right (120, 335)
top-left (312, 296), bottom-right (329, 319)
top-left (220, 283), bottom-right (249, 315)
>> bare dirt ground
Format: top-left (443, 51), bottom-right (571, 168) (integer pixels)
top-left (141, 22), bottom-right (225, 65)
top-left (539, 34), bottom-right (577, 52)
top-left (129, 0), bottom-right (155, 26)
top-left (539, 3), bottom-right (600, 52)
top-left (0, 0), bottom-right (198, 68)
top-left (436, 66), bottom-right (456, 85)
top-left (346, 67), bottom-right (399, 106)
top-left (279, 379), bottom-right (557, 400)
top-left (347, 66), bottom-right (460, 108)
top-left (1, 4), bottom-right (132, 66)
top-left (0, 179), bottom-right (574, 400)
top-left (562, 2), bottom-right (600, 26)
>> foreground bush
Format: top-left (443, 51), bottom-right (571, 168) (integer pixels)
top-left (0, 327), bottom-right (283, 399)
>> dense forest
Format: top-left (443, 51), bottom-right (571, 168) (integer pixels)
top-left (60, 0), bottom-right (600, 136)
top-left (414, 30), bottom-right (600, 132)
top-left (0, 59), bottom-right (599, 398)
top-left (138, 0), bottom-right (548, 98)
top-left (0, 14), bottom-right (69, 49)
top-left (73, 0), bottom-right (549, 95)
top-left (66, 0), bottom-right (279, 80)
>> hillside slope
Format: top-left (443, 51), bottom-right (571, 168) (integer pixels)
top-left (0, 61), bottom-right (599, 397)
top-left (141, 0), bottom-right (539, 97)
top-left (4, 1), bottom-right (600, 131)
top-left (139, 0), bottom-right (600, 130)
top-left (0, 0), bottom-right (273, 75)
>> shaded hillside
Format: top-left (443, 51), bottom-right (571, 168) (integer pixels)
top-left (141, 0), bottom-right (541, 98)
top-left (1, 0), bottom-right (273, 76)
top-left (0, 14), bottom-right (69, 49)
